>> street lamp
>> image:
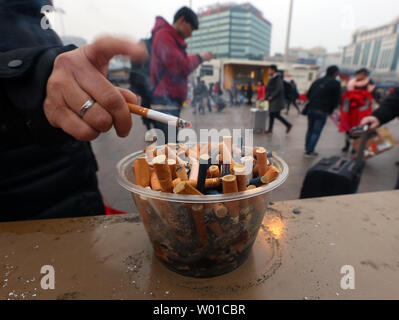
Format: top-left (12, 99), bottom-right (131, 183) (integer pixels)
top-left (284, 0), bottom-right (294, 67)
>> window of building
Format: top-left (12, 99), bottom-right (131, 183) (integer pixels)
top-left (370, 39), bottom-right (382, 68)
top-left (353, 44), bottom-right (362, 65)
top-left (361, 41), bottom-right (372, 66)
top-left (200, 65), bottom-right (214, 77)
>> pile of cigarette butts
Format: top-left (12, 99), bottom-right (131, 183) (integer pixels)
top-left (131, 136), bottom-right (281, 277)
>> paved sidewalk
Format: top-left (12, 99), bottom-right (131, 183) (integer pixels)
top-left (92, 104), bottom-right (399, 213)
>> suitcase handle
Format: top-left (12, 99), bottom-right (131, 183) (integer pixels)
top-left (331, 159), bottom-right (348, 171)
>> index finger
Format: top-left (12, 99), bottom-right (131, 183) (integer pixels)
top-left (85, 36), bottom-right (148, 71)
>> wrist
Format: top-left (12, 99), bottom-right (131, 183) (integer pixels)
top-left (197, 54), bottom-right (203, 64)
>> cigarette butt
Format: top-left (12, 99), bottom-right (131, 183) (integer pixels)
top-left (205, 178), bottom-right (220, 189)
top-left (208, 165), bottom-right (220, 178)
top-left (191, 204), bottom-right (207, 247)
top-left (213, 203), bottom-right (228, 218)
top-left (199, 142), bottom-right (211, 157)
top-left (264, 165), bottom-right (280, 183)
top-left (153, 155), bottom-right (173, 193)
top-left (249, 176), bottom-right (270, 186)
top-left (222, 175), bottom-right (240, 221)
top-left (144, 145), bottom-right (157, 163)
top-left (198, 154), bottom-right (211, 193)
top-left (189, 158), bottom-right (199, 182)
top-left (173, 181), bottom-right (203, 195)
top-left (222, 175), bottom-right (238, 194)
top-left (233, 166), bottom-right (247, 192)
top-left (187, 180), bottom-right (198, 188)
top-left (208, 221), bottom-right (223, 236)
top-left (133, 157), bottom-right (151, 188)
top-left (247, 185), bottom-right (257, 190)
top-left (176, 163), bottom-right (189, 181)
top-left (188, 142), bottom-right (201, 160)
top-left (168, 159), bottom-right (177, 179)
top-left (172, 178), bottom-right (182, 188)
top-left (150, 171), bottom-right (162, 191)
top-left (256, 147), bottom-right (268, 177)
top-left (223, 136), bottom-right (233, 153)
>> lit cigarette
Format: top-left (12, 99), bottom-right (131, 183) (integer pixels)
top-left (127, 103), bottom-right (192, 128)
top-left (133, 157), bottom-right (151, 188)
top-left (153, 155), bottom-right (173, 193)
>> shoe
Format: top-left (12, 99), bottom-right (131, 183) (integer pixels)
top-left (264, 130), bottom-right (273, 135)
top-left (286, 125), bottom-right (293, 134)
top-left (304, 152), bottom-right (319, 158)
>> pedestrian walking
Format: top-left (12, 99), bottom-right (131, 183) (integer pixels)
top-left (246, 82), bottom-right (253, 106)
top-left (265, 65), bottom-right (293, 135)
top-left (256, 81), bottom-right (266, 108)
top-left (303, 66), bottom-right (341, 157)
top-left (150, 7), bottom-right (213, 142)
top-left (286, 80), bottom-right (300, 114)
top-left (341, 68), bottom-right (375, 153)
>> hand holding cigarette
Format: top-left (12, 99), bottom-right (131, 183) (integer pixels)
top-left (44, 36), bottom-right (148, 141)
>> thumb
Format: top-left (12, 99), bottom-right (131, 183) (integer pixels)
top-left (84, 35), bottom-right (148, 72)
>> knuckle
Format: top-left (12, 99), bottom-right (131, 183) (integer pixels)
top-left (94, 113), bottom-right (113, 132)
top-left (100, 91), bottom-right (123, 111)
top-left (54, 51), bottom-right (73, 67)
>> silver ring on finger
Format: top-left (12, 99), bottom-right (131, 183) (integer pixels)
top-left (78, 98), bottom-right (95, 118)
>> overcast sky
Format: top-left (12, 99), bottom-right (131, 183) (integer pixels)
top-left (50, 0), bottom-right (399, 55)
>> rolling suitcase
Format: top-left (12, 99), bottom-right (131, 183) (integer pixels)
top-left (300, 125), bottom-right (370, 199)
top-left (251, 108), bottom-right (268, 133)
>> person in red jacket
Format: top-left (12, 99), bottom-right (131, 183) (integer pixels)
top-left (256, 81), bottom-right (266, 108)
top-left (150, 7), bottom-right (213, 142)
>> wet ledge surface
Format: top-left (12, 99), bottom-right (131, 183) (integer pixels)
top-left (1, 190), bottom-right (399, 300)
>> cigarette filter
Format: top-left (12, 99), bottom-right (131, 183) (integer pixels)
top-left (153, 155), bottom-right (173, 193)
top-left (208, 165), bottom-right (220, 178)
top-left (213, 203), bottom-right (228, 218)
top-left (264, 165), bottom-right (280, 183)
top-left (144, 145), bottom-right (156, 162)
top-left (167, 159), bottom-right (177, 180)
top-left (172, 178), bottom-right (182, 188)
top-left (173, 181), bottom-right (203, 195)
top-left (233, 166), bottom-right (247, 192)
top-left (256, 147), bottom-right (268, 177)
top-left (205, 178), bottom-right (221, 189)
top-left (191, 204), bottom-right (207, 247)
top-left (133, 157), bottom-right (151, 188)
top-left (189, 158), bottom-right (200, 182)
top-left (176, 163), bottom-right (189, 181)
top-left (208, 221), bottom-right (223, 236)
top-left (150, 171), bottom-right (162, 191)
top-left (222, 175), bottom-right (240, 221)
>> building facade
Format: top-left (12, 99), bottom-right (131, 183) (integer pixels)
top-left (341, 17), bottom-right (399, 79)
top-left (188, 3), bottom-right (272, 60)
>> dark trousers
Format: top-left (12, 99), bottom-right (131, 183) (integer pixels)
top-left (268, 111), bottom-right (292, 132)
top-left (286, 98), bottom-right (300, 113)
top-left (152, 108), bottom-right (180, 144)
top-left (305, 109), bottom-right (328, 153)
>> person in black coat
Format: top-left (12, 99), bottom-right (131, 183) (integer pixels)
top-left (304, 65), bottom-right (341, 157)
top-left (246, 82), bottom-right (253, 106)
top-left (265, 65), bottom-right (292, 134)
top-left (0, 0), bottom-right (146, 222)
top-left (361, 87), bottom-right (399, 189)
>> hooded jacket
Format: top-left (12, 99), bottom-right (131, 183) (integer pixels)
top-left (150, 17), bottom-right (201, 106)
top-left (0, 1), bottom-right (105, 221)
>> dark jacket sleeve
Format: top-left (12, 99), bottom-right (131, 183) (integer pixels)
top-left (329, 80), bottom-right (342, 114)
top-left (0, 44), bottom-right (77, 146)
top-left (373, 87), bottom-right (399, 125)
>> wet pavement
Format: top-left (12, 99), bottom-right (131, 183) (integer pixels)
top-left (92, 103), bottom-right (399, 213)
